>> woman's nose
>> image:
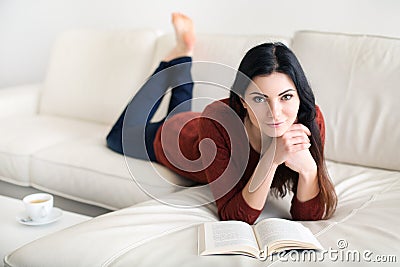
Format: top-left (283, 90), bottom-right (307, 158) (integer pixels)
top-left (268, 101), bottom-right (281, 118)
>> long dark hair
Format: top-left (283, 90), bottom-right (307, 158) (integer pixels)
top-left (229, 42), bottom-right (337, 219)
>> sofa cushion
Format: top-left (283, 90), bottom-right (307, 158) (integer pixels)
top-left (30, 136), bottom-right (195, 210)
top-left (0, 115), bottom-right (105, 185)
top-left (291, 31), bottom-right (400, 171)
top-left (0, 84), bottom-right (40, 119)
top-left (39, 29), bottom-right (160, 125)
top-left (5, 161), bottom-right (400, 267)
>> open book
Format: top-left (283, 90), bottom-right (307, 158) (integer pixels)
top-left (198, 218), bottom-right (323, 261)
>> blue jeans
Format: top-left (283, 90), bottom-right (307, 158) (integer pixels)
top-left (106, 57), bottom-right (193, 161)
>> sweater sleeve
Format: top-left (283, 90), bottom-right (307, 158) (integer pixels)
top-left (198, 114), bottom-right (262, 225)
top-left (290, 192), bottom-right (324, 220)
top-left (290, 105), bottom-right (326, 221)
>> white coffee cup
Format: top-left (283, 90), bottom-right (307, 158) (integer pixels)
top-left (23, 193), bottom-right (54, 222)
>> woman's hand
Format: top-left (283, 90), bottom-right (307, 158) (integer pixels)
top-left (273, 124), bottom-right (316, 175)
top-left (285, 148), bottom-right (317, 175)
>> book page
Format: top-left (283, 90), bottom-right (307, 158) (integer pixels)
top-left (199, 221), bottom-right (260, 257)
top-left (253, 218), bottom-right (323, 255)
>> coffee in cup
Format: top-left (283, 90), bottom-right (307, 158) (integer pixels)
top-left (23, 193), bottom-right (54, 222)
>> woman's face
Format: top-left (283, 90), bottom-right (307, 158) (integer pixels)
top-left (242, 72), bottom-right (300, 138)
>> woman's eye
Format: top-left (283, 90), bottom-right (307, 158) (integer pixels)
top-left (281, 94), bottom-right (293, 101)
top-left (253, 96), bottom-right (266, 103)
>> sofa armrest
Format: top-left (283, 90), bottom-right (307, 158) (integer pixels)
top-left (0, 83), bottom-right (41, 118)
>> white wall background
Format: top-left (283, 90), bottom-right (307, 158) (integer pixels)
top-left (0, 0), bottom-right (399, 88)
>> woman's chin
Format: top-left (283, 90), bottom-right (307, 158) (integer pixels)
top-left (263, 125), bottom-right (291, 138)
top-left (263, 130), bottom-right (284, 138)
top-left (263, 120), bottom-right (296, 138)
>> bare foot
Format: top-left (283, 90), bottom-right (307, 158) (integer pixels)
top-left (164, 12), bottom-right (196, 61)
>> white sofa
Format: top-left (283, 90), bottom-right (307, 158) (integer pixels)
top-left (3, 30), bottom-right (400, 266)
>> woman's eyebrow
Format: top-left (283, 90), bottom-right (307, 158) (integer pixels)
top-left (249, 92), bottom-right (267, 97)
top-left (278, 89), bottom-right (295, 96)
top-left (249, 89), bottom-right (295, 98)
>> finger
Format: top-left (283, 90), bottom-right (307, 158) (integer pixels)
top-left (288, 136), bottom-right (310, 145)
top-left (287, 142), bottom-right (311, 153)
top-left (296, 142), bottom-right (311, 151)
top-left (290, 124), bottom-right (311, 136)
top-left (283, 130), bottom-right (310, 141)
top-left (289, 123), bottom-right (311, 136)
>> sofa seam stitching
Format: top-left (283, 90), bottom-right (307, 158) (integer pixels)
top-left (314, 175), bottom-right (400, 238)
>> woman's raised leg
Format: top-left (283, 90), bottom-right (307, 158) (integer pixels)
top-left (106, 12), bottom-right (196, 161)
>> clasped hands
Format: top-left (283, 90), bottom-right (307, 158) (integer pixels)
top-left (268, 124), bottom-right (317, 177)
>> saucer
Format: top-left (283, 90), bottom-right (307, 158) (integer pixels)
top-left (16, 207), bottom-right (63, 226)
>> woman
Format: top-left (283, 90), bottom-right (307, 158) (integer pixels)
top-left (106, 13), bottom-right (337, 224)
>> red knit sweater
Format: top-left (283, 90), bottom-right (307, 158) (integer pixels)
top-left (154, 98), bottom-right (326, 224)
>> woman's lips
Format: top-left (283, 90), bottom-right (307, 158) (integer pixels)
top-left (266, 121), bottom-right (285, 128)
